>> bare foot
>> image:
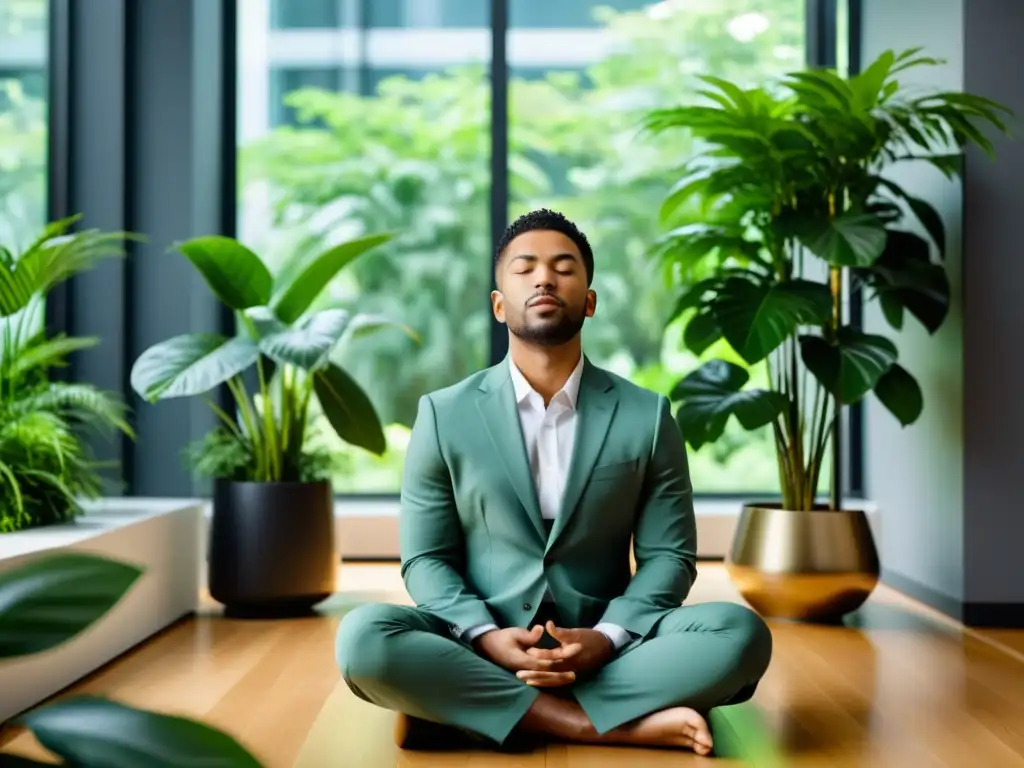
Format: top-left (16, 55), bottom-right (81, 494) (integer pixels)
top-left (515, 695), bottom-right (712, 755)
top-left (605, 707), bottom-right (713, 755)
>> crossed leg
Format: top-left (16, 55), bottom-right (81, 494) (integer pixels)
top-left (335, 600), bottom-right (772, 751)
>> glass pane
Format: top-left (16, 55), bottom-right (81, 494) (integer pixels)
top-left (270, 0), bottom-right (339, 29)
top-left (507, 0), bottom-right (806, 495)
top-left (237, 1), bottom-right (492, 493)
top-left (368, 0), bottom-right (488, 28)
top-left (0, 0), bottom-right (48, 249)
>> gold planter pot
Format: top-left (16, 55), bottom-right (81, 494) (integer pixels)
top-left (725, 503), bottom-right (880, 622)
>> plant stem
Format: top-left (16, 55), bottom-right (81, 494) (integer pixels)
top-left (227, 375), bottom-right (264, 480)
top-left (828, 264), bottom-right (843, 511)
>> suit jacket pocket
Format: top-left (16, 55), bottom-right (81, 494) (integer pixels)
top-left (590, 458), bottom-right (639, 482)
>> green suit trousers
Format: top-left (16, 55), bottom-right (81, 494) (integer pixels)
top-left (336, 597), bottom-right (772, 745)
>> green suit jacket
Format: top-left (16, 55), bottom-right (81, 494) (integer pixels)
top-left (398, 356), bottom-right (698, 644)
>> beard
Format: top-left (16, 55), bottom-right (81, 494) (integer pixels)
top-left (507, 306), bottom-right (587, 347)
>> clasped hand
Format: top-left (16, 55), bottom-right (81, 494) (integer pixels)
top-left (473, 620), bottom-right (613, 688)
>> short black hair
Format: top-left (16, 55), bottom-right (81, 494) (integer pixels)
top-left (495, 208), bottom-right (595, 286)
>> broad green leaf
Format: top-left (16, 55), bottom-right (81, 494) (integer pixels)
top-left (922, 152), bottom-right (963, 179)
top-left (800, 328), bottom-right (898, 404)
top-left (130, 333), bottom-right (259, 401)
top-left (16, 696), bottom-right (263, 767)
top-left (272, 232), bottom-right (393, 324)
top-left (670, 360), bottom-right (786, 450)
top-left (176, 236), bottom-right (272, 310)
top-left (878, 290), bottom-right (904, 330)
top-left (665, 278), bottom-right (721, 327)
top-left (874, 363), bottom-right (923, 426)
top-left (0, 553), bottom-right (143, 659)
top-left (683, 310), bottom-right (721, 356)
top-left (875, 177), bottom-right (946, 256)
top-left (714, 278), bottom-right (833, 364)
top-left (314, 363), bottom-right (386, 455)
top-left (797, 212), bottom-right (888, 267)
top-left (855, 230), bottom-right (949, 333)
top-left (256, 308), bottom-right (352, 370)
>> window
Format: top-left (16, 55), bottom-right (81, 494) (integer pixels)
top-left (0, 0), bottom-right (47, 250)
top-left (507, 0), bottom-right (805, 494)
top-left (237, 0), bottom-right (492, 493)
top-left (238, 0), bottom-right (818, 497)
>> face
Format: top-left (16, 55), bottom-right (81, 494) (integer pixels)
top-left (491, 229), bottom-right (596, 347)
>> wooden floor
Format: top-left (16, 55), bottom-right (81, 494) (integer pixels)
top-left (4, 563), bottom-right (1024, 767)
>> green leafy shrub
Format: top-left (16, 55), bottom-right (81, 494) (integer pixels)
top-left (643, 49), bottom-right (1013, 509)
top-left (129, 234), bottom-right (414, 483)
top-left (0, 217), bottom-right (136, 532)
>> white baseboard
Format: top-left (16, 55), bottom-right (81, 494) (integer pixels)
top-left (0, 499), bottom-right (203, 722)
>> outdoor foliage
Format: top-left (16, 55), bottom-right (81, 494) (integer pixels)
top-left (0, 217), bottom-right (135, 532)
top-left (129, 234), bottom-right (413, 483)
top-left (0, 552), bottom-right (263, 766)
top-left (239, 0), bottom-right (807, 492)
top-left (642, 48), bottom-right (1013, 509)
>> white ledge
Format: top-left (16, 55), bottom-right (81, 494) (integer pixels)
top-left (0, 499), bottom-right (203, 722)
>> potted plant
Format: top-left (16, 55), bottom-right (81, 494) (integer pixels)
top-left (641, 48), bottom-right (1012, 621)
top-left (129, 232), bottom-right (405, 617)
top-left (0, 216), bottom-right (136, 533)
top-left (1, 551), bottom-right (263, 765)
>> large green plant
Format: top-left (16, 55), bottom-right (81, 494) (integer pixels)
top-left (129, 234), bottom-right (410, 482)
top-left (0, 552), bottom-right (263, 766)
top-left (0, 217), bottom-right (136, 532)
top-left (642, 48), bottom-right (1012, 510)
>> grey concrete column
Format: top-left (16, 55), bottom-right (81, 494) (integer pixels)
top-left (48, 0), bottom-right (236, 497)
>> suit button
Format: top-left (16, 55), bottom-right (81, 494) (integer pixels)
top-left (523, 602), bottom-right (532, 611)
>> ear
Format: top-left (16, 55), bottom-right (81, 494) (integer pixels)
top-left (491, 289), bottom-right (506, 322)
top-left (585, 289), bottom-right (597, 318)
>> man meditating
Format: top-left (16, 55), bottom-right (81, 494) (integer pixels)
top-left (335, 209), bottom-right (773, 754)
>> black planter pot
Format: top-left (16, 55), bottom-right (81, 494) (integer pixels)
top-left (208, 479), bottom-right (337, 618)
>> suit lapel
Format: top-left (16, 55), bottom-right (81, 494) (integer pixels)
top-left (547, 360), bottom-right (618, 550)
top-left (475, 363), bottom-right (547, 541)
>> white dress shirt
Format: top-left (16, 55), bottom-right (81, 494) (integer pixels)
top-left (462, 356), bottom-right (633, 651)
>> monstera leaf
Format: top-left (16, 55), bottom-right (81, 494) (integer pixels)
top-left (794, 211), bottom-right (888, 268)
top-left (800, 327), bottom-right (899, 404)
top-left (669, 359), bottom-right (787, 449)
top-left (873, 362), bottom-right (924, 426)
top-left (712, 277), bottom-right (833, 364)
top-left (853, 229), bottom-right (950, 334)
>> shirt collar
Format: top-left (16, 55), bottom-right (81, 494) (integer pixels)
top-left (509, 355), bottom-right (585, 409)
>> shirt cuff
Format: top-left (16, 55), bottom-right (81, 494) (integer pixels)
top-left (593, 622), bottom-right (633, 651)
top-left (461, 622), bottom-right (499, 644)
